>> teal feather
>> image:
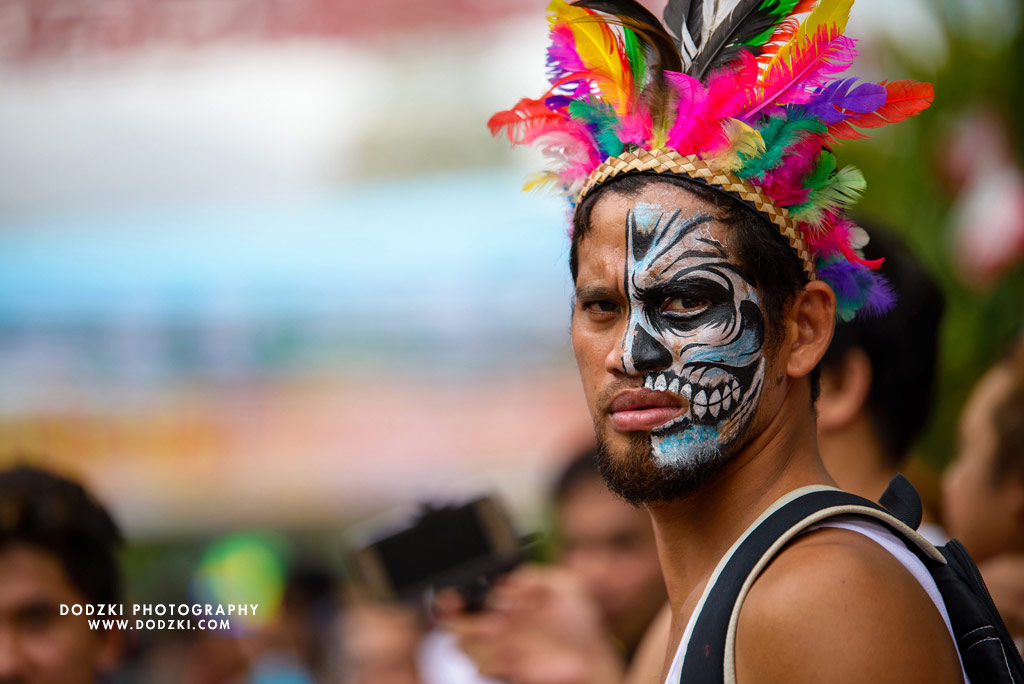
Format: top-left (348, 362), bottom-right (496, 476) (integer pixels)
top-left (735, 114), bottom-right (824, 179)
top-left (568, 99), bottom-right (625, 157)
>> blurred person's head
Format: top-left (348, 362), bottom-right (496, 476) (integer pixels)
top-left (816, 229), bottom-right (945, 500)
top-left (0, 464), bottom-right (122, 684)
top-left (280, 561), bottom-right (336, 677)
top-left (552, 444), bottom-right (666, 656)
top-left (944, 339), bottom-right (1024, 563)
top-left (336, 600), bottom-right (422, 684)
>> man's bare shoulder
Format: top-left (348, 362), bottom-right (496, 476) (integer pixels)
top-left (735, 526), bottom-right (963, 684)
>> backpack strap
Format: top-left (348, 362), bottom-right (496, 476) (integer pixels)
top-left (679, 484), bottom-right (945, 684)
top-left (878, 472), bottom-right (924, 530)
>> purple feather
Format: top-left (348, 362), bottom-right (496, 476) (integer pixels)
top-left (805, 79), bottom-right (887, 124)
top-left (818, 257), bottom-right (896, 321)
top-left (861, 272), bottom-right (897, 316)
top-left (819, 258), bottom-right (863, 300)
top-left (546, 95), bottom-right (573, 109)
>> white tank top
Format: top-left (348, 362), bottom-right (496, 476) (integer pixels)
top-left (664, 516), bottom-right (969, 684)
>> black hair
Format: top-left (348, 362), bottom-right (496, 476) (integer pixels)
top-left (570, 172), bottom-right (818, 399)
top-left (0, 464), bottom-right (123, 605)
top-left (822, 228), bottom-right (945, 466)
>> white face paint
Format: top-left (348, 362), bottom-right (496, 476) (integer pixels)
top-left (620, 201), bottom-right (766, 467)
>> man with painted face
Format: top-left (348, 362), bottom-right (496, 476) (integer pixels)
top-left (573, 176), bottom-right (773, 496)
top-left (570, 173), bottom-right (964, 684)
top-left (488, 1), bottom-right (965, 681)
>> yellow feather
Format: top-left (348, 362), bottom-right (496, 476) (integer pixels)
top-left (763, 0), bottom-right (853, 84)
top-left (523, 171), bottom-right (562, 193)
top-left (707, 120), bottom-right (766, 173)
top-left (649, 126), bottom-right (668, 150)
top-left (547, 0), bottom-right (631, 114)
top-left (803, 0), bottom-right (854, 36)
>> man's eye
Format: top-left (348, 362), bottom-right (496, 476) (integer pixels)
top-left (582, 300), bottom-right (619, 314)
top-left (662, 297), bottom-right (709, 316)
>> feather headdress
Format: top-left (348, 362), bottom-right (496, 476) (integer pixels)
top-left (488, 0), bottom-right (933, 320)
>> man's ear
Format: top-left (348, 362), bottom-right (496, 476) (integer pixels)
top-left (817, 348), bottom-right (873, 431)
top-left (784, 279), bottom-right (835, 380)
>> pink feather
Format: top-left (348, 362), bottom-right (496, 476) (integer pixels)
top-left (697, 53), bottom-right (761, 154)
top-left (804, 212), bottom-right (884, 268)
top-left (758, 137), bottom-right (822, 205)
top-left (664, 72), bottom-right (709, 152)
top-left (522, 121), bottom-right (603, 183)
top-left (617, 109), bottom-right (653, 146)
top-left (664, 54), bottom-right (760, 156)
top-left (706, 51), bottom-right (760, 120)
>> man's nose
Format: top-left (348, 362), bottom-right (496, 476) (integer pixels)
top-left (620, 323), bottom-right (672, 375)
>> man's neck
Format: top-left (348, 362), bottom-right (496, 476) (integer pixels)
top-left (645, 380), bottom-right (835, 621)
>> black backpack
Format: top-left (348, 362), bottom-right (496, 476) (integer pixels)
top-left (679, 475), bottom-right (1024, 683)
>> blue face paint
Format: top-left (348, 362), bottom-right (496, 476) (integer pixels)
top-left (631, 202), bottom-right (663, 236)
top-left (620, 202), bottom-right (766, 466)
top-left (652, 425), bottom-right (722, 468)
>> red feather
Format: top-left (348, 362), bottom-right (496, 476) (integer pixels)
top-left (488, 97), bottom-right (565, 144)
top-left (854, 79), bottom-right (933, 126)
top-left (827, 80), bottom-right (933, 140)
top-left (826, 120), bottom-right (870, 140)
top-left (757, 2), bottom-right (820, 61)
top-left (757, 17), bottom-right (801, 61)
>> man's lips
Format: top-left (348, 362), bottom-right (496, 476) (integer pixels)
top-left (607, 388), bottom-right (686, 432)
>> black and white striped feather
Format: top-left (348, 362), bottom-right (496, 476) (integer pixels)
top-left (662, 0), bottom-right (787, 80)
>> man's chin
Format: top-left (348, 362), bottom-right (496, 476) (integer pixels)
top-left (593, 423), bottom-right (732, 506)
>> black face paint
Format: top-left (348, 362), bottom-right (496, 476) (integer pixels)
top-left (619, 200), bottom-right (766, 467)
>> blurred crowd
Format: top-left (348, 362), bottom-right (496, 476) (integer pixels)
top-left (1, 230), bottom-right (1022, 682)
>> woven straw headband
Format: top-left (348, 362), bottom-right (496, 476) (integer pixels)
top-left (577, 147), bottom-right (817, 279)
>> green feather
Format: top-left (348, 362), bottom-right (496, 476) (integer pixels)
top-left (622, 26), bottom-right (647, 92)
top-left (743, 0), bottom-right (805, 48)
top-left (801, 150), bottom-right (838, 193)
top-left (791, 165), bottom-right (866, 226)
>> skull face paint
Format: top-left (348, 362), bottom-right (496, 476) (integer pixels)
top-left (621, 201), bottom-right (766, 468)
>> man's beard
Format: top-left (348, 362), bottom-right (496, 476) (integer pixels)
top-left (594, 423), bottom-right (737, 506)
